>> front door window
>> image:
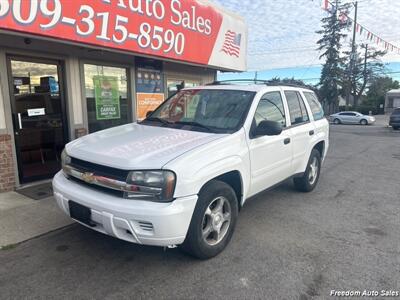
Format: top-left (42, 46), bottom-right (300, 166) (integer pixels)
top-left (10, 59), bottom-right (67, 183)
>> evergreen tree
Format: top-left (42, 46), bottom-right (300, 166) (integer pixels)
top-left (316, 0), bottom-right (350, 114)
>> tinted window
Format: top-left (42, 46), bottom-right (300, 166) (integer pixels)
top-left (392, 109), bottom-right (400, 115)
top-left (285, 91), bottom-right (309, 125)
top-left (303, 92), bottom-right (324, 120)
top-left (254, 91), bottom-right (286, 127)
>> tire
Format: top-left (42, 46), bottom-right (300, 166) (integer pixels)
top-left (181, 180), bottom-right (238, 259)
top-left (360, 119), bottom-right (368, 125)
top-left (293, 149), bottom-right (322, 193)
top-left (393, 126), bottom-right (399, 130)
top-left (333, 118), bottom-right (341, 125)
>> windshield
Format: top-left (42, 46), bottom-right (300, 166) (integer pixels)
top-left (141, 89), bottom-right (256, 133)
top-left (393, 108), bottom-right (400, 115)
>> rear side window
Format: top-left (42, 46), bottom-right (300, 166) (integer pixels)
top-left (254, 91), bottom-right (286, 127)
top-left (303, 92), bottom-right (324, 120)
top-left (285, 91), bottom-right (309, 126)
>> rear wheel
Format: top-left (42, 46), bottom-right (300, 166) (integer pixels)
top-left (393, 126), bottom-right (399, 130)
top-left (294, 149), bottom-right (321, 192)
top-left (333, 118), bottom-right (341, 125)
top-left (181, 180), bottom-right (238, 259)
top-left (360, 119), bottom-right (368, 125)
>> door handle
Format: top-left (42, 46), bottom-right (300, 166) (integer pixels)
top-left (284, 138), bottom-right (291, 145)
top-left (17, 113), bottom-right (23, 129)
top-left (309, 130), bottom-right (314, 136)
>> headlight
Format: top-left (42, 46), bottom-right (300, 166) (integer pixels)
top-left (61, 149), bottom-right (71, 170)
top-left (124, 170), bottom-right (176, 202)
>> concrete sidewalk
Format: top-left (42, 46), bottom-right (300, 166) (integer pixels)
top-left (0, 191), bottom-right (73, 248)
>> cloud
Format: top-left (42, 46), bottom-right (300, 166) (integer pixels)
top-left (214, 0), bottom-right (400, 71)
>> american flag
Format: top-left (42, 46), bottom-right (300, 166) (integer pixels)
top-left (221, 30), bottom-right (241, 57)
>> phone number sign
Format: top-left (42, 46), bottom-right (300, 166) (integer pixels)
top-left (0, 0), bottom-right (246, 70)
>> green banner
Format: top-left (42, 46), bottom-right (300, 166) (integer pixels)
top-left (93, 75), bottom-right (120, 120)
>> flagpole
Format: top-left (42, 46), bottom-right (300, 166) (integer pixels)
top-left (346, 1), bottom-right (358, 108)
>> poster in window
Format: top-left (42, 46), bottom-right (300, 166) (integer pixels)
top-left (93, 75), bottom-right (121, 120)
top-left (136, 67), bottom-right (165, 120)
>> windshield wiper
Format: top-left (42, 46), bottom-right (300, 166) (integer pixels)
top-left (173, 121), bottom-right (215, 132)
top-left (143, 117), bottom-right (173, 126)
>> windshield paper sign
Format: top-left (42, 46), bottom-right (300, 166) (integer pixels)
top-left (93, 75), bottom-right (121, 120)
top-left (0, 0), bottom-right (247, 71)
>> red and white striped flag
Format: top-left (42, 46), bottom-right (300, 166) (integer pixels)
top-left (221, 30), bottom-right (242, 57)
top-left (321, 0), bottom-right (334, 12)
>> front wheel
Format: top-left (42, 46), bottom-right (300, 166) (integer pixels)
top-left (333, 118), bottom-right (341, 125)
top-left (293, 149), bottom-right (322, 192)
top-left (360, 119), bottom-right (368, 125)
top-left (181, 180), bottom-right (238, 259)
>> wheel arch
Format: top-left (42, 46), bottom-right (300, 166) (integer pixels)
top-left (313, 140), bottom-right (325, 159)
top-left (199, 170), bottom-right (244, 210)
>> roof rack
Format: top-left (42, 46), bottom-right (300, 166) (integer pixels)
top-left (207, 79), bottom-right (314, 89)
top-left (207, 79), bottom-right (269, 85)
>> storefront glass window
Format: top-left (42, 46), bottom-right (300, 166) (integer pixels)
top-left (83, 64), bottom-right (129, 133)
top-left (167, 79), bottom-right (200, 97)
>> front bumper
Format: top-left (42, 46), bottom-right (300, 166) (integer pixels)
top-left (52, 171), bottom-right (197, 246)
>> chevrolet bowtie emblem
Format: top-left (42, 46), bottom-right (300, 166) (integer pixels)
top-left (81, 172), bottom-right (95, 184)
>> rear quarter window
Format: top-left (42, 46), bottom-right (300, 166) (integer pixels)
top-left (303, 92), bottom-right (325, 121)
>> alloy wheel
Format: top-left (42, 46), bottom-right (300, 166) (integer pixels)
top-left (201, 196), bottom-right (232, 246)
top-left (308, 157), bottom-right (319, 185)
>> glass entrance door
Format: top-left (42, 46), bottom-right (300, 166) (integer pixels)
top-left (9, 58), bottom-right (67, 183)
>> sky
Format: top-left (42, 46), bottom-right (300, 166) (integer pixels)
top-left (215, 0), bottom-right (400, 82)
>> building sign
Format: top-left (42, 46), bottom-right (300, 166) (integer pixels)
top-left (136, 67), bottom-right (164, 120)
top-left (93, 75), bottom-right (120, 120)
top-left (0, 0), bottom-right (247, 71)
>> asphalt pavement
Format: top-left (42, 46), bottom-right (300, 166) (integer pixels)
top-left (0, 123), bottom-right (399, 299)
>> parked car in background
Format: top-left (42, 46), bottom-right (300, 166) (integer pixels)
top-left (330, 111), bottom-right (375, 125)
top-left (53, 82), bottom-right (329, 259)
top-left (389, 108), bottom-right (400, 130)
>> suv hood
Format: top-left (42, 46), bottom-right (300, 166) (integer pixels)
top-left (66, 123), bottom-right (226, 170)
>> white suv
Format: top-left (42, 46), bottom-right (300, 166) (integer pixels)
top-left (53, 82), bottom-right (329, 259)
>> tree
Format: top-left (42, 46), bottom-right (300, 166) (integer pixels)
top-left (268, 77), bottom-right (318, 92)
top-left (316, 0), bottom-right (350, 114)
top-left (343, 44), bottom-right (386, 107)
top-left (365, 76), bottom-right (399, 108)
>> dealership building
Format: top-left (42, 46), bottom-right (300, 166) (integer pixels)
top-left (0, 0), bottom-right (247, 192)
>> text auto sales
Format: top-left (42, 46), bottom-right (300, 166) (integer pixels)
top-left (108, 0), bottom-right (213, 35)
top-left (0, 0), bottom-right (214, 56)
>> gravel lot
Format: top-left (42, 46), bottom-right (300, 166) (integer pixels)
top-left (1, 123), bottom-right (399, 299)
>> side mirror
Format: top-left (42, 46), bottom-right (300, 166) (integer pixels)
top-left (146, 110), bottom-right (153, 118)
top-left (253, 120), bottom-right (283, 137)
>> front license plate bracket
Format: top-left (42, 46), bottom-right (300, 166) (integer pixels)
top-left (68, 201), bottom-right (96, 227)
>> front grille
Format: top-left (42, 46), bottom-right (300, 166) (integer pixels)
top-left (70, 157), bottom-right (129, 182)
top-left (69, 176), bottom-right (124, 198)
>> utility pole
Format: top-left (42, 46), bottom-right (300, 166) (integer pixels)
top-left (346, 1), bottom-right (358, 108)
